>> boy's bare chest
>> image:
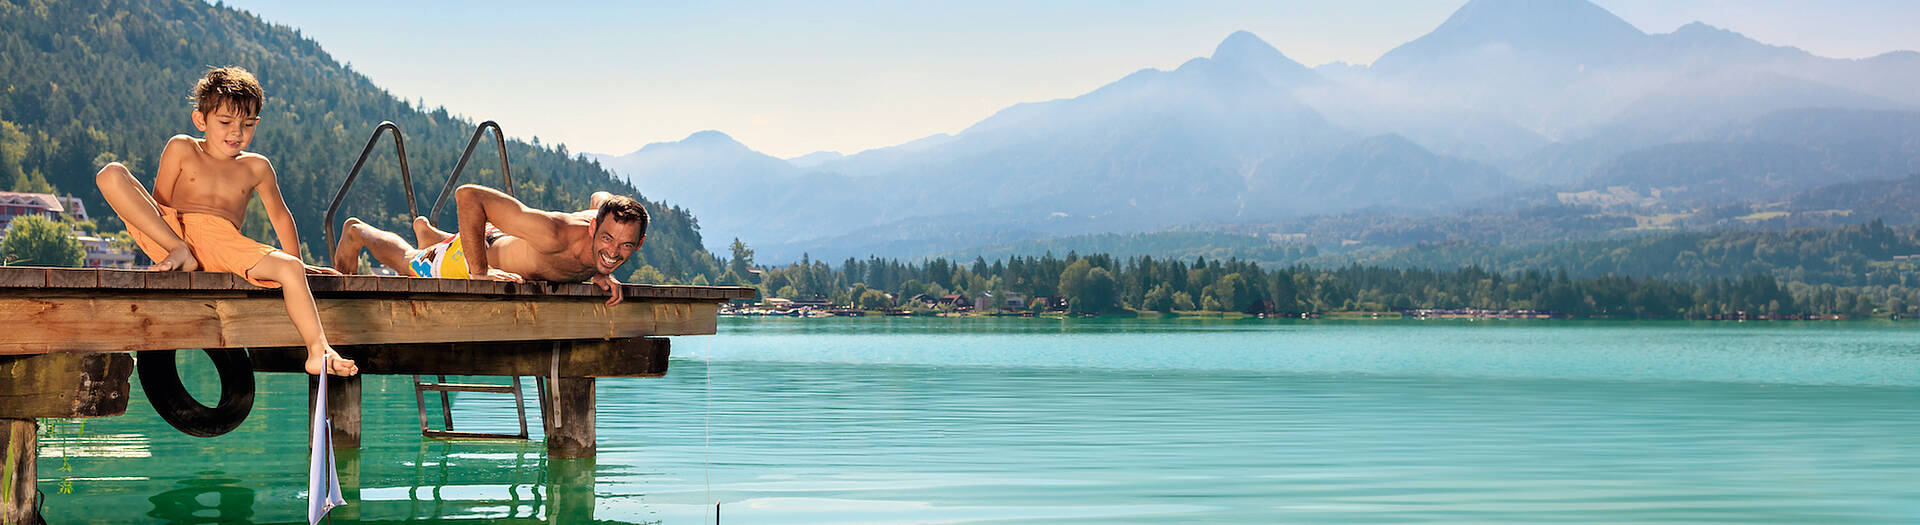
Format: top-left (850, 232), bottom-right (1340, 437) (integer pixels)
top-left (167, 158), bottom-right (258, 216)
top-left (176, 159), bottom-right (256, 191)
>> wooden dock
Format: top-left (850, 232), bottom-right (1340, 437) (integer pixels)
top-left (0, 266), bottom-right (754, 523)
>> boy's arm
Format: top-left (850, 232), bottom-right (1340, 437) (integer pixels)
top-left (250, 157), bottom-right (302, 256)
top-left (454, 184), bottom-right (566, 280)
top-left (150, 135), bottom-right (197, 206)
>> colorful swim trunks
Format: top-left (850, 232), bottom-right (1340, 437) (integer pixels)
top-left (407, 226), bottom-right (503, 278)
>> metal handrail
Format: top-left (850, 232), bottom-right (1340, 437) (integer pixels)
top-left (324, 121), bottom-right (415, 261)
top-left (428, 120), bottom-right (515, 223)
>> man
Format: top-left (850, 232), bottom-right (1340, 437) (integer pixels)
top-left (333, 184), bottom-right (648, 305)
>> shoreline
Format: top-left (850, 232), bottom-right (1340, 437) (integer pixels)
top-left (720, 308), bottom-right (1872, 322)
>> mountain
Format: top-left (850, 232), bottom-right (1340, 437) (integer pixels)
top-left (584, 0), bottom-right (1920, 264)
top-left (1577, 108), bottom-right (1920, 204)
top-left (598, 30), bottom-right (1524, 261)
top-left (1372, 0), bottom-right (1647, 75)
top-left (0, 0), bottom-right (720, 280)
top-left (787, 151), bottom-right (845, 169)
top-left (589, 130), bottom-right (872, 253)
top-left (1789, 173), bottom-right (1920, 226)
top-left (588, 129), bottom-right (801, 214)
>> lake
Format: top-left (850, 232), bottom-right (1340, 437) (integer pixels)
top-left (33, 317), bottom-right (1920, 523)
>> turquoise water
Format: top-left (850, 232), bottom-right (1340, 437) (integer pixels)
top-left (32, 317), bottom-right (1920, 523)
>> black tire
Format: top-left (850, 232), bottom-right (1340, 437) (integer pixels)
top-left (137, 349), bottom-right (255, 438)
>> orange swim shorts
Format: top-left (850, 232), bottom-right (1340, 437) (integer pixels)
top-left (128, 204), bottom-right (284, 288)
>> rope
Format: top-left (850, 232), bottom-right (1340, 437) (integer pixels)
top-left (704, 335), bottom-right (716, 524)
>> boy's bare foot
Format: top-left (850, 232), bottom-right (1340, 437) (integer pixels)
top-left (150, 247), bottom-right (199, 272)
top-left (305, 348), bottom-right (359, 376)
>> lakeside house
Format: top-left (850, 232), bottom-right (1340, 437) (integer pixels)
top-left (1399, 308), bottom-right (1563, 320)
top-left (0, 191), bottom-right (87, 228)
top-left (1, 191), bottom-right (136, 268)
top-left (936, 294), bottom-right (971, 310)
top-left (78, 234), bottom-right (135, 268)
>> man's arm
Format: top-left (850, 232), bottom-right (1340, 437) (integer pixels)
top-left (454, 184), bottom-right (566, 280)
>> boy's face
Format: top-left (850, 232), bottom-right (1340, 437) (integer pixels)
top-left (192, 104), bottom-right (260, 158)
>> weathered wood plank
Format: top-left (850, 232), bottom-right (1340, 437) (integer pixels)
top-left (0, 295), bottom-right (715, 354)
top-left (190, 272), bottom-right (240, 290)
top-left (307, 274), bottom-right (347, 293)
top-left (45, 268), bottom-right (99, 288)
top-left (1, 419), bottom-right (36, 525)
top-left (0, 353), bottom-right (134, 418)
top-left (436, 278), bottom-right (469, 294)
top-left (342, 274), bottom-right (379, 293)
top-left (99, 269), bottom-right (146, 289)
top-left (145, 271), bottom-right (190, 289)
top-left (250, 338), bottom-right (669, 378)
top-left (408, 278), bottom-right (439, 294)
top-left (377, 276), bottom-right (411, 293)
top-left (0, 268), bottom-right (46, 288)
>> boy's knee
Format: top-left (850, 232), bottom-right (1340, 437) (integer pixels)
top-left (95, 162), bottom-right (129, 183)
top-left (263, 251), bottom-right (301, 272)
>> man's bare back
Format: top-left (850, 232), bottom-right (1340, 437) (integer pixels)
top-left (482, 208), bottom-right (605, 282)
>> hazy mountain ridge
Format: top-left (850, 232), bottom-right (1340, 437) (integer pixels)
top-left (589, 0), bottom-right (1920, 263)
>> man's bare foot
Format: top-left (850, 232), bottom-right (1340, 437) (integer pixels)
top-left (305, 348), bottom-right (359, 376)
top-left (411, 216), bottom-right (451, 248)
top-left (149, 247), bottom-right (199, 272)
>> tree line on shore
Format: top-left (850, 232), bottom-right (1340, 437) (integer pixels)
top-left (669, 238), bottom-right (1920, 319)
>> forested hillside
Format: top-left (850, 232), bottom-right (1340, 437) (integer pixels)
top-left (1307, 221), bottom-right (1920, 287)
top-left (0, 0), bottom-right (718, 279)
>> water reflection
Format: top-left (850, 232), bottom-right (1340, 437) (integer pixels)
top-left (146, 472), bottom-right (254, 523)
top-left (136, 441), bottom-right (617, 523)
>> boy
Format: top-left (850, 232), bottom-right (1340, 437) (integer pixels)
top-left (95, 66), bottom-right (357, 376)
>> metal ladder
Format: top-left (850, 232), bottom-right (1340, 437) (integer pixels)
top-left (325, 120), bottom-right (535, 440)
top-left (414, 375), bottom-right (531, 440)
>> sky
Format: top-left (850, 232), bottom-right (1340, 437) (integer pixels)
top-left (219, 0), bottom-right (1920, 160)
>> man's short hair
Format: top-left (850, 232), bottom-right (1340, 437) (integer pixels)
top-left (192, 66), bottom-right (263, 117)
top-left (595, 195), bottom-right (649, 239)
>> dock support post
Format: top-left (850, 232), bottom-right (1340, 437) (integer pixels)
top-left (2, 419), bottom-right (39, 525)
top-left (1, 352), bottom-right (133, 525)
top-left (542, 377), bottom-right (596, 458)
top-left (308, 374), bottom-right (362, 449)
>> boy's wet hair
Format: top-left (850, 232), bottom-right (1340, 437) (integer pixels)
top-left (191, 66), bottom-right (263, 117)
top-left (595, 195), bottom-right (649, 239)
